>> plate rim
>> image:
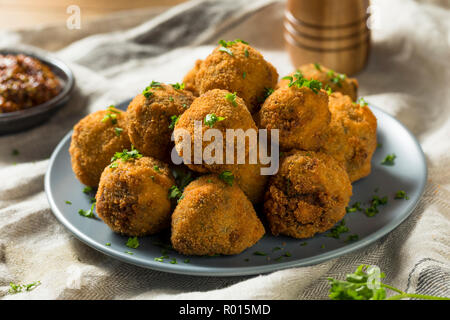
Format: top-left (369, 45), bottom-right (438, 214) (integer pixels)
top-left (44, 104), bottom-right (428, 277)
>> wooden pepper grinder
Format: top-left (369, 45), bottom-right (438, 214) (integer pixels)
top-left (284, 0), bottom-right (370, 75)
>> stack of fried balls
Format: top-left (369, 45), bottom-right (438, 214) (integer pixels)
top-left (69, 39), bottom-right (377, 256)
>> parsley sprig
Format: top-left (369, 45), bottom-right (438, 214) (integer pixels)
top-left (78, 202), bottom-right (96, 218)
top-left (327, 70), bottom-right (347, 87)
top-left (282, 71), bottom-right (323, 93)
top-left (110, 146), bottom-right (143, 167)
top-left (381, 154), bottom-right (396, 165)
top-left (9, 281), bottom-right (41, 294)
top-left (171, 82), bottom-right (185, 90)
top-left (204, 113), bottom-right (225, 128)
top-left (169, 115), bottom-right (180, 129)
top-left (126, 237), bottom-right (139, 249)
top-left (328, 264), bottom-right (450, 300)
top-left (225, 92), bottom-right (238, 107)
top-left (142, 81), bottom-right (162, 98)
top-left (101, 105), bottom-right (120, 124)
top-left (219, 171), bottom-right (234, 186)
top-left (326, 219), bottom-right (349, 239)
top-left (218, 39), bottom-right (249, 56)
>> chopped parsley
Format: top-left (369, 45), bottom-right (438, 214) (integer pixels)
top-left (168, 115), bottom-right (180, 129)
top-left (346, 201), bottom-right (363, 213)
top-left (101, 106), bottom-right (119, 124)
top-left (243, 71), bottom-right (247, 79)
top-left (325, 85), bottom-right (333, 95)
top-left (153, 165), bottom-right (160, 172)
top-left (225, 92), bottom-right (238, 107)
top-left (327, 70), bottom-right (347, 87)
top-left (314, 62), bottom-right (322, 71)
top-left (78, 203), bottom-right (96, 218)
top-left (272, 246), bottom-right (282, 252)
top-left (114, 127), bottom-right (123, 137)
top-left (264, 87), bottom-right (275, 99)
top-left (110, 146), bottom-right (143, 167)
top-left (12, 149), bottom-right (19, 156)
top-left (345, 234), bottom-right (359, 243)
top-left (219, 171), bottom-right (234, 186)
top-left (204, 113), bottom-right (225, 127)
top-left (394, 190), bottom-right (409, 200)
top-left (381, 154), bottom-right (396, 165)
top-left (168, 96), bottom-right (174, 102)
top-left (326, 219), bottom-right (349, 239)
top-left (244, 49), bottom-right (249, 57)
top-left (65, 200), bottom-right (72, 205)
top-left (124, 251), bottom-right (133, 255)
top-left (321, 244), bottom-right (325, 249)
top-left (218, 46), bottom-right (233, 56)
top-left (168, 185), bottom-right (183, 201)
top-left (126, 237), bottom-right (139, 249)
top-left (365, 195), bottom-right (388, 217)
top-left (171, 82), bottom-right (185, 90)
top-left (142, 81), bottom-right (161, 98)
top-left (184, 259), bottom-right (190, 263)
top-left (357, 97), bottom-right (368, 106)
top-left (282, 71), bottom-right (323, 93)
top-left (83, 186), bottom-right (93, 194)
top-left (9, 281), bottom-right (41, 294)
top-left (170, 258), bottom-right (177, 264)
top-left (300, 242), bottom-right (308, 246)
top-left (253, 251), bottom-right (267, 256)
top-left (105, 243), bottom-right (111, 246)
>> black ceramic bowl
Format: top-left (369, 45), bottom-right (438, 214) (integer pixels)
top-left (0, 49), bottom-right (75, 135)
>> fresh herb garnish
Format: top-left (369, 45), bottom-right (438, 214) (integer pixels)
top-left (124, 251), bottom-right (133, 255)
top-left (345, 234), bottom-right (359, 243)
top-left (357, 97), bottom-right (368, 106)
top-left (114, 127), bottom-right (123, 137)
top-left (218, 46), bottom-right (233, 56)
top-left (170, 258), bottom-right (177, 264)
top-left (105, 243), bottom-right (111, 246)
top-left (126, 237), bottom-right (139, 249)
top-left (12, 149), bottom-right (19, 156)
top-left (326, 220), bottom-right (349, 239)
top-left (204, 113), bottom-right (225, 128)
top-left (394, 190), bottom-right (409, 200)
top-left (101, 106), bottom-right (119, 124)
top-left (78, 202), bottom-right (96, 218)
top-left (168, 115), bottom-right (180, 129)
top-left (184, 259), bottom-right (190, 263)
top-left (244, 49), bottom-right (249, 57)
top-left (365, 195), bottom-right (388, 217)
top-left (327, 70), bottom-right (346, 87)
top-left (153, 165), bottom-right (160, 172)
top-left (83, 186), bottom-right (93, 194)
top-left (264, 87), bottom-right (274, 99)
top-left (168, 185), bottom-right (183, 201)
top-left (171, 82), bottom-right (185, 90)
top-left (328, 264), bottom-right (450, 300)
top-left (242, 71), bottom-right (247, 79)
top-left (283, 71), bottom-right (323, 93)
top-left (253, 251), bottom-right (267, 256)
top-left (9, 281), bottom-right (41, 294)
top-left (314, 62), bottom-right (322, 71)
top-left (110, 146), bottom-right (143, 167)
top-left (65, 200), bottom-right (72, 205)
top-left (219, 171), bottom-right (234, 186)
top-left (381, 154), bottom-right (396, 165)
top-left (225, 92), bottom-right (238, 107)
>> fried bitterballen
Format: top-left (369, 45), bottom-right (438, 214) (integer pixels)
top-left (194, 40), bottom-right (278, 113)
top-left (126, 83), bottom-right (194, 162)
top-left (69, 106), bottom-right (131, 187)
top-left (257, 79), bottom-right (330, 151)
top-left (96, 156), bottom-right (174, 236)
top-left (264, 151), bottom-right (352, 239)
top-left (321, 92), bottom-right (377, 182)
top-left (278, 63), bottom-right (358, 101)
top-left (174, 89), bottom-right (267, 203)
top-left (182, 59), bottom-right (202, 96)
top-left (171, 175), bottom-right (265, 255)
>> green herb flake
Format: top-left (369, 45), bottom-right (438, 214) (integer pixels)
top-left (219, 46), bottom-right (233, 56)
top-left (326, 219), bottom-right (349, 239)
top-left (170, 258), bottom-right (177, 264)
top-left (253, 251), bottom-right (267, 256)
top-left (381, 154), bottom-right (396, 165)
top-left (105, 243), bottom-right (111, 246)
top-left (219, 170), bottom-right (234, 186)
top-left (225, 92), bottom-right (238, 107)
top-left (9, 281), bottom-right (41, 294)
top-left (314, 62), bottom-right (322, 71)
top-left (126, 236), bottom-right (139, 249)
top-left (204, 113), bottom-right (225, 128)
top-left (168, 185), bottom-right (183, 200)
top-left (272, 246), bottom-right (282, 252)
top-left (83, 186), bottom-right (93, 194)
top-left (110, 146), bottom-right (143, 166)
top-left (65, 200), bottom-right (72, 205)
top-left (394, 190), bottom-right (409, 200)
top-left (184, 259), bottom-right (190, 264)
top-left (345, 234), bottom-right (359, 243)
top-left (264, 87), bottom-right (275, 99)
top-left (114, 127), bottom-right (123, 137)
top-left (357, 97), bottom-right (368, 106)
top-left (124, 251), bottom-right (133, 255)
top-left (153, 165), bottom-right (160, 172)
top-left (285, 71), bottom-right (323, 93)
top-left (171, 82), bottom-right (185, 90)
top-left (321, 244), bottom-right (325, 249)
top-left (242, 71), bottom-right (247, 79)
top-left (168, 115), bottom-right (180, 129)
top-left (78, 203), bottom-right (96, 219)
top-left (244, 49), bottom-right (249, 57)
top-left (12, 149), bottom-right (19, 156)
top-left (284, 252), bottom-right (292, 257)
top-left (300, 242), bottom-right (308, 246)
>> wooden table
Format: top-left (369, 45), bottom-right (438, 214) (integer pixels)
top-left (0, 0), bottom-right (186, 30)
